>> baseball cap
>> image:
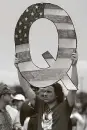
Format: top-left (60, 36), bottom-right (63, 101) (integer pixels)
top-left (0, 83), bottom-right (15, 96)
top-left (13, 94), bottom-right (25, 101)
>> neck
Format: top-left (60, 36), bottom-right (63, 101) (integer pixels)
top-left (0, 99), bottom-right (6, 110)
top-left (47, 100), bottom-right (57, 109)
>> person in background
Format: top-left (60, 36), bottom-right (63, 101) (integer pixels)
top-left (6, 103), bottom-right (19, 128)
top-left (13, 94), bottom-right (29, 130)
top-left (12, 94), bottom-right (25, 111)
top-left (71, 101), bottom-right (87, 130)
top-left (0, 83), bottom-right (13, 130)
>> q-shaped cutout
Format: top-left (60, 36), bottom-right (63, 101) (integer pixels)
top-left (29, 18), bottom-right (58, 69)
top-left (14, 3), bottom-right (77, 89)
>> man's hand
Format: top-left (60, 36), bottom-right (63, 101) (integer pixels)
top-left (71, 51), bottom-right (78, 66)
top-left (67, 50), bottom-right (78, 106)
top-left (70, 50), bottom-right (78, 87)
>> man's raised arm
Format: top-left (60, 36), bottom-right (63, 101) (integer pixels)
top-left (14, 58), bottom-right (36, 100)
top-left (67, 52), bottom-right (78, 107)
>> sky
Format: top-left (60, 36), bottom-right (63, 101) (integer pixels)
top-left (0, 0), bottom-right (87, 91)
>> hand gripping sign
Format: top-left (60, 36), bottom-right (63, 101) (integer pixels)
top-left (14, 3), bottom-right (77, 90)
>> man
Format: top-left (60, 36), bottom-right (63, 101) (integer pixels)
top-left (13, 94), bottom-right (30, 130)
top-left (0, 83), bottom-right (13, 130)
top-left (12, 94), bottom-right (25, 111)
top-left (15, 52), bottom-right (78, 130)
top-left (12, 94), bottom-right (26, 130)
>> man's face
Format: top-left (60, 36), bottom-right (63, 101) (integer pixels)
top-left (13, 100), bottom-right (23, 110)
top-left (37, 86), bottom-right (56, 103)
top-left (3, 93), bottom-right (12, 105)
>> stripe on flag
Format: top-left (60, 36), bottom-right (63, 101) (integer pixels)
top-left (21, 68), bottom-right (67, 81)
top-left (16, 47), bottom-right (75, 63)
top-left (16, 44), bottom-right (29, 53)
top-left (29, 80), bottom-right (57, 88)
top-left (18, 58), bottom-right (71, 72)
top-left (18, 61), bottom-right (40, 71)
top-left (45, 15), bottom-right (72, 24)
top-left (58, 30), bottom-right (76, 39)
top-left (15, 38), bottom-right (76, 54)
top-left (59, 39), bottom-right (76, 48)
top-left (58, 48), bottom-right (75, 58)
top-left (44, 9), bottom-right (68, 16)
top-left (54, 23), bottom-right (74, 30)
top-left (44, 3), bottom-right (62, 10)
top-left (16, 51), bottom-right (31, 63)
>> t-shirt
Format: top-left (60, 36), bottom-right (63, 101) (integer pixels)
top-left (42, 110), bottom-right (53, 130)
top-left (71, 114), bottom-right (87, 130)
top-left (41, 100), bottom-right (72, 130)
top-left (6, 105), bottom-right (18, 125)
top-left (20, 97), bottom-right (73, 130)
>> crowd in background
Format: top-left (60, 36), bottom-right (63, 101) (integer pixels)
top-left (0, 82), bottom-right (87, 130)
top-left (0, 83), bottom-right (28, 130)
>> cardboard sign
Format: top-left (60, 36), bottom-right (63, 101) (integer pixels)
top-left (15, 3), bottom-right (77, 89)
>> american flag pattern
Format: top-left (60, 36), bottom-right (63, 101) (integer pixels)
top-left (14, 3), bottom-right (77, 88)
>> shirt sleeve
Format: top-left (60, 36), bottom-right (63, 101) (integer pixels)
top-left (65, 99), bottom-right (73, 115)
top-left (59, 99), bottom-right (73, 117)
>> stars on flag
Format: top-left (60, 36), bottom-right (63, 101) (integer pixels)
top-left (24, 33), bottom-right (27, 37)
top-left (30, 22), bottom-right (32, 25)
top-left (35, 5), bottom-right (38, 9)
top-left (19, 22), bottom-right (22, 26)
top-left (31, 12), bottom-right (34, 16)
top-left (25, 17), bottom-right (28, 21)
top-left (20, 38), bottom-right (22, 41)
top-left (19, 30), bottom-right (22, 33)
top-left (24, 26), bottom-right (27, 29)
top-left (15, 34), bottom-right (18, 38)
top-left (26, 8), bottom-right (29, 12)
top-left (15, 3), bottom-right (44, 45)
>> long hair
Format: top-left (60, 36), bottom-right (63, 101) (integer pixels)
top-left (52, 82), bottom-right (64, 104)
top-left (31, 82), bottom-right (64, 104)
